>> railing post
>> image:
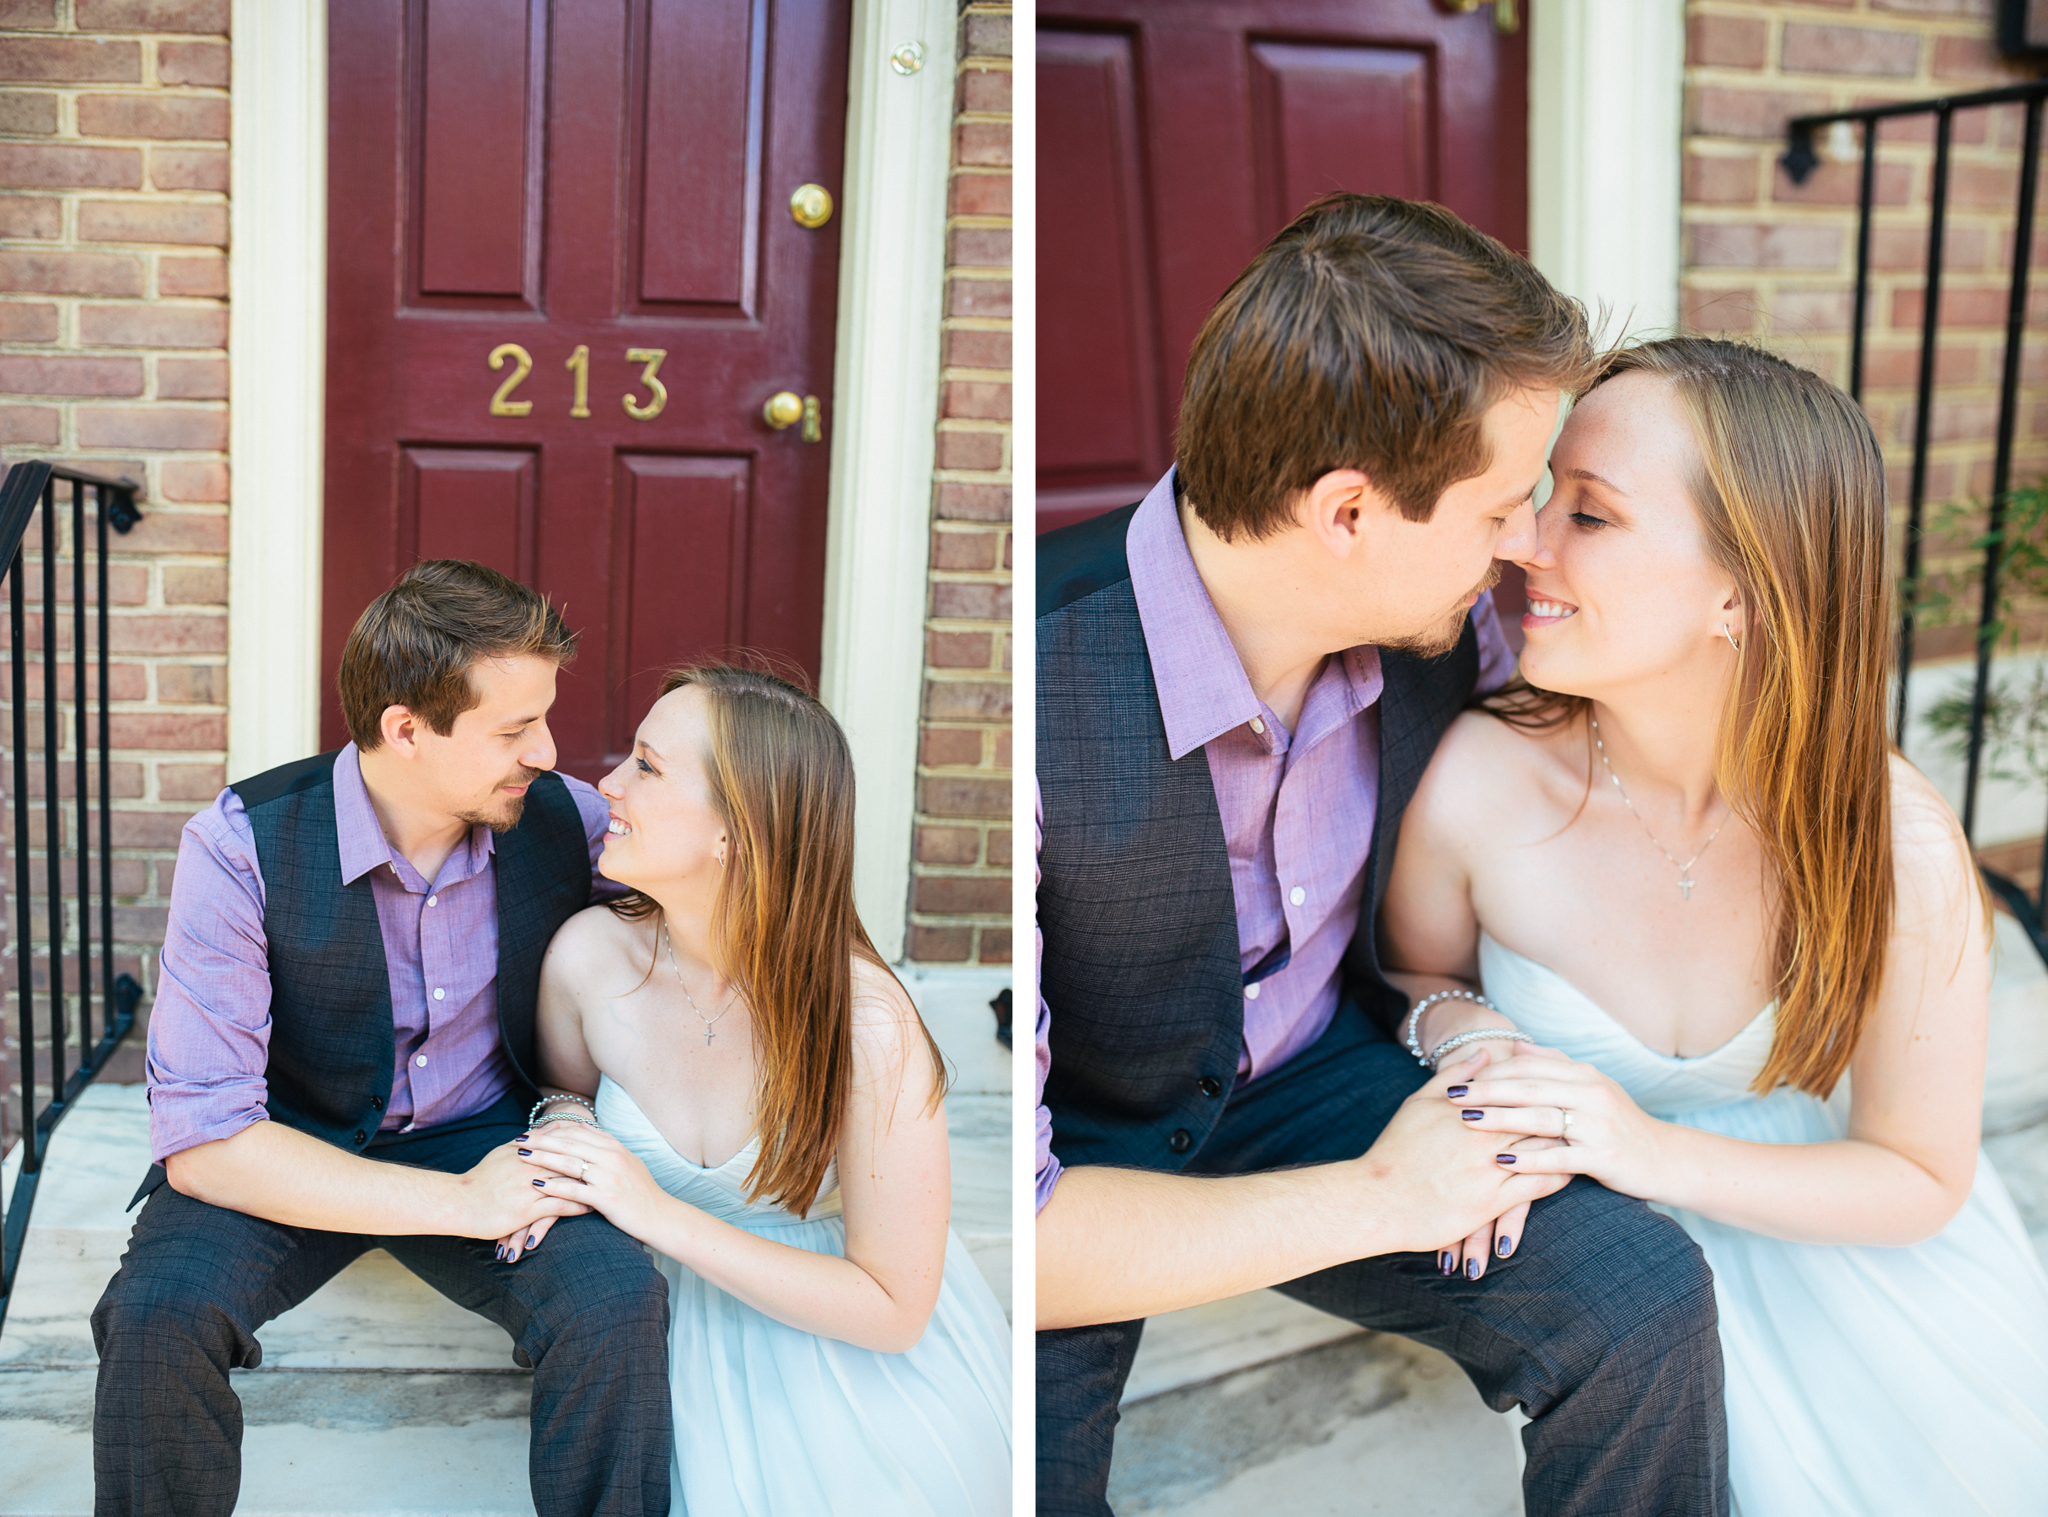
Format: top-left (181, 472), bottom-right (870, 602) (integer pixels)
top-left (1962, 98), bottom-right (2045, 844)
top-left (1898, 107), bottom-right (1955, 742)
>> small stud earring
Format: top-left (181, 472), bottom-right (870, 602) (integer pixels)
top-left (1720, 625), bottom-right (1743, 654)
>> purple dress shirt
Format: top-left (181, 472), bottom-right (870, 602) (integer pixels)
top-left (145, 745), bottom-right (619, 1166)
top-left (1035, 469), bottom-right (1513, 1209)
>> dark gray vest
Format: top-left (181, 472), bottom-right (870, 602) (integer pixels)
top-left (132, 753), bottom-right (591, 1205)
top-left (1036, 504), bottom-right (1478, 1174)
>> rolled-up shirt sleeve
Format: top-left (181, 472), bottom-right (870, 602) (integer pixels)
top-left (1036, 778), bottom-right (1063, 1212)
top-left (145, 791), bottom-right (276, 1165)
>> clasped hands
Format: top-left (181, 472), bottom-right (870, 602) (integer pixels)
top-left (1424, 1037), bottom-right (1668, 1280)
top-left (488, 1121), bottom-right (671, 1263)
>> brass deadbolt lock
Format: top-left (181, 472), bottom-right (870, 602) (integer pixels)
top-left (790, 184), bottom-right (834, 229)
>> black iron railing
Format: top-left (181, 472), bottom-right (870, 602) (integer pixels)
top-left (0, 460), bottom-right (143, 1338)
top-left (1784, 79), bottom-right (2048, 958)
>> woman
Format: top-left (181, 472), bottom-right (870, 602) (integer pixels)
top-left (1382, 337), bottom-right (2048, 1512)
top-left (505, 664), bottom-right (1010, 1515)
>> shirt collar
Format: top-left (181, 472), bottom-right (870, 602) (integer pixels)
top-left (333, 742), bottom-right (496, 889)
top-left (1128, 468), bottom-right (1385, 760)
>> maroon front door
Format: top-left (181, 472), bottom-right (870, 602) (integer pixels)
top-left (324, 0), bottom-right (849, 777)
top-left (1038, 0), bottom-right (1530, 533)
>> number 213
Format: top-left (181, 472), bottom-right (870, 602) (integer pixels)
top-left (489, 344), bottom-right (668, 421)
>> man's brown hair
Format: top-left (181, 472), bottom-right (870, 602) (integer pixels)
top-left (338, 559), bottom-right (579, 750)
top-left (1175, 194), bottom-right (1592, 540)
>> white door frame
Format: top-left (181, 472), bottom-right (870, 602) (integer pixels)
top-left (228, 0), bottom-right (952, 960)
top-left (1527, 0), bottom-right (1684, 346)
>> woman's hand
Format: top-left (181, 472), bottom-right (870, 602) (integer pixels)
top-left (1429, 1039), bottom-right (1570, 1279)
top-left (516, 1123), bottom-right (674, 1243)
top-left (1446, 1052), bottom-right (1676, 1201)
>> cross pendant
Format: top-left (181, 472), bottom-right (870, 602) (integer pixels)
top-left (1678, 875), bottom-right (1695, 900)
top-left (704, 1029), bottom-right (716, 1046)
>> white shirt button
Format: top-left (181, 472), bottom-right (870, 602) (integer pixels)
top-left (1289, 886), bottom-right (1306, 906)
top-left (1245, 983), bottom-right (1261, 1001)
top-left (1249, 717), bottom-right (1265, 735)
top-left (427, 895), bottom-right (437, 907)
top-left (414, 1054), bottom-right (428, 1067)
top-left (433, 987), bottom-right (446, 1001)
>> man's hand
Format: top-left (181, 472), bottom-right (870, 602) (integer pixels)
top-left (454, 1139), bottom-right (592, 1241)
top-left (1344, 1049), bottom-right (1572, 1259)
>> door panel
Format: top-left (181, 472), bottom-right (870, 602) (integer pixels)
top-left (414, 0), bottom-right (538, 300)
top-left (613, 454), bottom-right (750, 756)
top-left (326, 0), bottom-right (848, 777)
top-left (1038, 30), bottom-right (1165, 497)
top-left (1249, 43), bottom-right (1433, 226)
top-left (402, 447), bottom-right (534, 577)
top-left (1038, 0), bottom-right (1528, 532)
top-left (633, 0), bottom-right (764, 311)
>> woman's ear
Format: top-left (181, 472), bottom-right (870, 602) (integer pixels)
top-left (1718, 586), bottom-right (1749, 652)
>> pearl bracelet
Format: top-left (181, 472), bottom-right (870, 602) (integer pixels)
top-left (1401, 989), bottom-right (1502, 1067)
top-left (528, 1093), bottom-right (599, 1129)
top-left (1426, 1027), bottom-right (1534, 1071)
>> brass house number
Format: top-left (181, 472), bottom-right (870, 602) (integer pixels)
top-left (488, 343), bottom-right (670, 422)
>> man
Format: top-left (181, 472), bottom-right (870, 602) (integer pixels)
top-left (93, 561), bottom-right (670, 1517)
top-left (1036, 196), bottom-right (1728, 1513)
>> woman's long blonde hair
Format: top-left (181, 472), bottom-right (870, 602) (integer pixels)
top-left (1493, 337), bottom-right (1896, 1098)
top-left (611, 663), bottom-right (948, 1211)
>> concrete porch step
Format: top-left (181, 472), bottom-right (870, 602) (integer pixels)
top-left (0, 967), bottom-right (1013, 1517)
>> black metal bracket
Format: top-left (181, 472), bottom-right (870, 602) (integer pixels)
top-left (1781, 123), bottom-right (1820, 186)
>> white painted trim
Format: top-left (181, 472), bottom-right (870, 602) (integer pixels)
top-left (1528, 0), bottom-right (1684, 346)
top-left (226, 0), bottom-right (329, 781)
top-left (820, 0), bottom-right (959, 963)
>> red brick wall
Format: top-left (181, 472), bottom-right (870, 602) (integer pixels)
top-left (0, 0), bottom-right (231, 1144)
top-left (909, 1), bottom-right (1011, 966)
top-left (1682, 1), bottom-right (2048, 663)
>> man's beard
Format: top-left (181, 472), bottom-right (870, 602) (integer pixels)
top-left (1380, 563), bottom-right (1504, 659)
top-left (458, 767), bottom-right (541, 834)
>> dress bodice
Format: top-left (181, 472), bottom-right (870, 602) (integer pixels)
top-left (1477, 930), bottom-right (1846, 1141)
top-left (596, 1072), bottom-right (842, 1229)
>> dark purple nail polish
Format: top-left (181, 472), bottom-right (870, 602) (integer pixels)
top-left (1497, 1234), bottom-right (1513, 1257)
top-left (495, 1245), bottom-right (506, 1260)
top-left (1461, 1109), bottom-right (1484, 1121)
top-left (517, 1148), bottom-right (531, 1157)
top-left (1439, 1250), bottom-right (1455, 1274)
top-left (532, 1177), bottom-right (545, 1187)
top-left (526, 1234), bottom-right (537, 1248)
top-left (1466, 1257), bottom-right (1481, 1280)
top-left (1496, 1153), bottom-right (1516, 1165)
top-left (1446, 1085), bottom-right (1469, 1100)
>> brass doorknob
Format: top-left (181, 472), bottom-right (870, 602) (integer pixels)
top-left (789, 183), bottom-right (834, 229)
top-left (763, 391), bottom-right (804, 430)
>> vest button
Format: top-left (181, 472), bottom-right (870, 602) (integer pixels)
top-left (1169, 1128), bottom-right (1193, 1154)
top-left (369, 1095), bottom-right (384, 1111)
top-left (354, 1130), bottom-right (367, 1146)
top-left (1198, 1076), bottom-right (1222, 1098)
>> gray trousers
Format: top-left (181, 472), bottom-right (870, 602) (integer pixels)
top-left (91, 1096), bottom-right (672, 1517)
top-left (1037, 1000), bottom-right (1729, 1516)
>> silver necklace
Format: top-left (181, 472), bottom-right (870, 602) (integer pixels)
top-left (663, 920), bottom-right (737, 1045)
top-left (1589, 715), bottom-right (1727, 901)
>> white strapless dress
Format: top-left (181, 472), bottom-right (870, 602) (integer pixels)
top-left (596, 1073), bottom-right (1012, 1516)
top-left (1479, 932), bottom-right (2048, 1515)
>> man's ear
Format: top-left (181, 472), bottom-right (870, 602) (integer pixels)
top-left (1300, 469), bottom-right (1384, 560)
top-left (379, 703), bottom-right (422, 756)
